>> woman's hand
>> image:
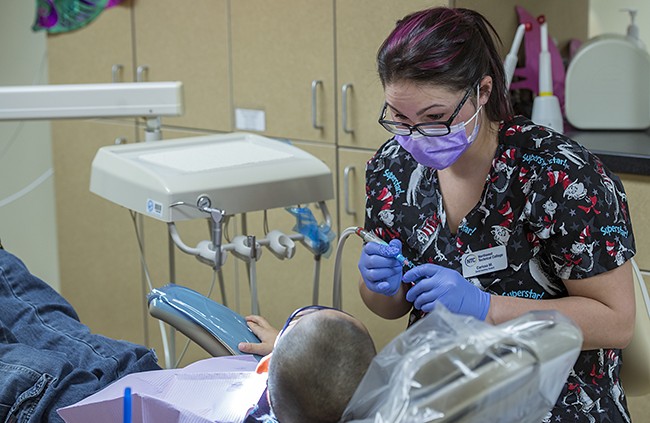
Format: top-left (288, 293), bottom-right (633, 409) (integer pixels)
top-left (403, 264), bottom-right (491, 320)
top-left (238, 315), bottom-right (279, 356)
top-left (358, 239), bottom-right (404, 296)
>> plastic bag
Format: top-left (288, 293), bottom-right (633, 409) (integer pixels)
top-left (342, 305), bottom-right (582, 423)
top-left (286, 205), bottom-right (334, 257)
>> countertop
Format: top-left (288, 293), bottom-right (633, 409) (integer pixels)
top-left (568, 129), bottom-right (650, 176)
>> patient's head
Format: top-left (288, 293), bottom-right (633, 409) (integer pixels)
top-left (267, 307), bottom-right (376, 423)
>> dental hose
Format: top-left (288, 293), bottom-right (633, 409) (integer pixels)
top-left (132, 211), bottom-right (221, 368)
top-left (333, 226), bottom-right (414, 309)
top-left (332, 227), bottom-right (359, 309)
top-left (312, 254), bottom-right (321, 305)
top-left (130, 211), bottom-right (172, 369)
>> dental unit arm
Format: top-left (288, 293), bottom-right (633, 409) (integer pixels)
top-left (165, 199), bottom-right (332, 314)
top-left (90, 132), bottom-right (334, 361)
top-left (90, 130), bottom-right (334, 272)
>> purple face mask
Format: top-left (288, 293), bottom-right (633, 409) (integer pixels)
top-left (396, 107), bottom-right (481, 170)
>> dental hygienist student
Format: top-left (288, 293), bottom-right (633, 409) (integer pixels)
top-left (358, 7), bottom-right (636, 422)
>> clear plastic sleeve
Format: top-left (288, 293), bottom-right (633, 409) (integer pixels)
top-left (342, 305), bottom-right (582, 423)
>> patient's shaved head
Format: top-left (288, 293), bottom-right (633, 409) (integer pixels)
top-left (267, 310), bottom-right (376, 423)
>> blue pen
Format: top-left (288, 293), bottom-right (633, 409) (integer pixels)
top-left (123, 387), bottom-right (132, 423)
top-left (355, 227), bottom-right (415, 268)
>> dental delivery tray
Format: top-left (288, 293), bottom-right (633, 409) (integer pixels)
top-left (90, 132), bottom-right (333, 222)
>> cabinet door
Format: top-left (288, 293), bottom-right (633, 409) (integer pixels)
top-left (619, 174), bottom-right (650, 270)
top-left (336, 0), bottom-right (448, 149)
top-left (231, 1), bottom-right (336, 143)
top-left (338, 148), bottom-right (409, 350)
top-left (47, 0), bottom-right (134, 83)
top-left (133, 0), bottom-right (232, 132)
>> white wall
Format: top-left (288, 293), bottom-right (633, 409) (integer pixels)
top-left (590, 0), bottom-right (650, 47)
top-left (0, 3), bottom-right (60, 290)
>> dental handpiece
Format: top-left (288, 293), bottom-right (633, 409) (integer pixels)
top-left (354, 227), bottom-right (415, 268)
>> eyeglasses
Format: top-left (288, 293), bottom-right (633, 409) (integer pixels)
top-left (277, 305), bottom-right (346, 340)
top-left (378, 85), bottom-right (474, 137)
top-left (255, 305), bottom-right (351, 375)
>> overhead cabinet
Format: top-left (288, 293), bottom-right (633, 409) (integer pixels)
top-left (133, 0), bottom-right (231, 132)
top-left (230, 1), bottom-right (336, 143)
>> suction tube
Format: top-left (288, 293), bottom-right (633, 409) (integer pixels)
top-left (332, 227), bottom-right (414, 309)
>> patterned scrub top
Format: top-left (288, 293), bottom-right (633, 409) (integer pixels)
top-left (364, 116), bottom-right (636, 423)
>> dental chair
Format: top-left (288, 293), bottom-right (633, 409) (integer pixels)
top-left (148, 258), bottom-right (650, 421)
top-left (149, 286), bottom-right (582, 422)
top-left (148, 284), bottom-right (262, 359)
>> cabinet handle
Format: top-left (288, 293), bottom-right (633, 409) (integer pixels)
top-left (136, 65), bottom-right (149, 82)
top-left (343, 165), bottom-right (356, 216)
top-left (342, 83), bottom-right (353, 134)
top-left (311, 80), bottom-right (323, 130)
top-left (111, 64), bottom-right (123, 83)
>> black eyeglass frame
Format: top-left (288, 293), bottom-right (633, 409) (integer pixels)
top-left (277, 305), bottom-right (350, 339)
top-left (378, 84), bottom-right (475, 137)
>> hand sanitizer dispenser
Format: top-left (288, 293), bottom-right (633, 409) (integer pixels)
top-left (623, 8), bottom-right (646, 50)
top-left (565, 9), bottom-right (650, 130)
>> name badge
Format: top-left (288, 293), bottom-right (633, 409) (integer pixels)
top-left (461, 245), bottom-right (508, 278)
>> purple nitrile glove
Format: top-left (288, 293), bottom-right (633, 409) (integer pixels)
top-left (403, 264), bottom-right (491, 320)
top-left (358, 239), bottom-right (403, 296)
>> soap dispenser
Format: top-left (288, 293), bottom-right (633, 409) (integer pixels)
top-left (622, 8), bottom-right (646, 50)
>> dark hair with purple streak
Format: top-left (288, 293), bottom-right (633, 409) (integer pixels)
top-left (377, 7), bottom-right (513, 122)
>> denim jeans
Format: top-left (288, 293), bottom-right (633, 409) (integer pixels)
top-left (0, 249), bottom-right (161, 423)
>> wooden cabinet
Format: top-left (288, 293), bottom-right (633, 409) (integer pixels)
top-left (230, 1), bottom-right (336, 143)
top-left (47, 3), bottom-right (144, 344)
top-left (48, 0), bottom-right (232, 133)
top-left (335, 0), bottom-right (446, 149)
top-left (48, 0), bottom-right (233, 351)
top-left (230, 0), bottom-right (445, 147)
top-left (47, 0), bottom-right (134, 84)
top-left (133, 0), bottom-right (231, 132)
top-left (618, 174), bottom-right (650, 270)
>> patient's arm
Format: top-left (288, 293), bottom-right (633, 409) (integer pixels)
top-left (238, 315), bottom-right (279, 356)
